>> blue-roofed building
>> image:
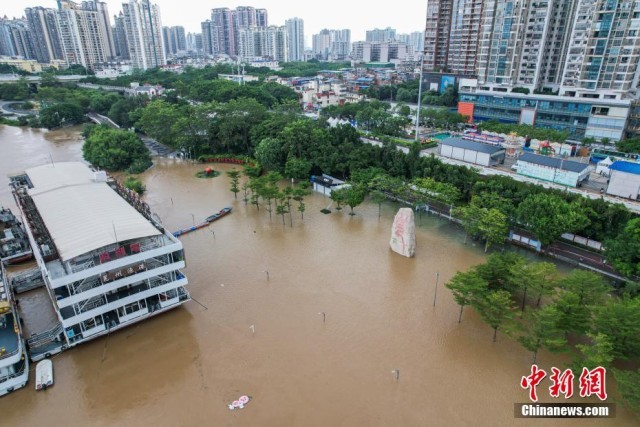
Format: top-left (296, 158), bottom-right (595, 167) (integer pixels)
top-left (515, 152), bottom-right (591, 187)
top-left (439, 138), bottom-right (506, 166)
top-left (606, 161), bottom-right (640, 200)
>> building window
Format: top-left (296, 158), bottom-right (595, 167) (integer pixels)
top-left (118, 300), bottom-right (147, 317)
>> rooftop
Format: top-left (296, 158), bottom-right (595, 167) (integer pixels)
top-left (518, 153), bottom-right (590, 173)
top-left (610, 161), bottom-right (640, 175)
top-left (440, 137), bottom-right (505, 154)
top-left (25, 162), bottom-right (161, 262)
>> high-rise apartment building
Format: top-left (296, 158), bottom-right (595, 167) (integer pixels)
top-left (24, 7), bottom-right (64, 63)
top-left (205, 7), bottom-right (236, 56)
top-left (424, 0), bottom-right (452, 71)
top-left (113, 13), bottom-right (129, 59)
top-left (398, 31), bottom-right (424, 55)
top-left (0, 18), bottom-right (35, 59)
top-left (87, 0), bottom-right (116, 60)
top-left (163, 26), bottom-right (186, 56)
top-left (452, 0), bottom-right (640, 140)
top-left (186, 32), bottom-right (202, 52)
top-left (447, 0), bottom-right (483, 75)
top-left (238, 25), bottom-right (287, 62)
top-left (312, 29), bottom-right (350, 61)
top-left (122, 0), bottom-right (166, 70)
top-left (202, 7), bottom-right (268, 57)
top-left (366, 27), bottom-right (396, 43)
top-left (57, 0), bottom-right (111, 70)
top-left (423, 0), bottom-right (481, 74)
top-left (285, 18), bottom-right (304, 62)
top-left (560, 0), bottom-right (640, 99)
top-left (352, 41), bottom-right (410, 62)
top-left (255, 9), bottom-right (268, 27)
top-left (476, 1), bottom-right (576, 91)
top-left (234, 6), bottom-right (268, 29)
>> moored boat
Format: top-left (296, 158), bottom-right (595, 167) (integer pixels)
top-left (0, 262), bottom-right (29, 397)
top-left (35, 359), bottom-right (53, 391)
top-left (173, 207), bottom-right (232, 237)
top-left (0, 207), bottom-right (33, 264)
top-left (205, 207), bottom-right (232, 223)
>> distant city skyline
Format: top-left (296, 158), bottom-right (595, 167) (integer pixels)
top-left (5, 0), bottom-right (426, 45)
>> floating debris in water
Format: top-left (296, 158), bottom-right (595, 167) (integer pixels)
top-left (228, 395), bottom-right (251, 410)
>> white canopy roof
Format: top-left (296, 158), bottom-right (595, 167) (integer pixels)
top-left (26, 162), bottom-right (161, 262)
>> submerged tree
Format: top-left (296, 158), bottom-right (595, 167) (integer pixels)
top-left (370, 190), bottom-right (387, 219)
top-left (613, 368), bottom-right (640, 415)
top-left (446, 270), bottom-right (487, 323)
top-left (473, 290), bottom-right (516, 342)
top-left (517, 304), bottom-right (567, 364)
top-left (227, 170), bottom-right (241, 199)
top-left (293, 182), bottom-right (311, 220)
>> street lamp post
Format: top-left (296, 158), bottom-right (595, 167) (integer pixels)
top-left (415, 53), bottom-right (425, 142)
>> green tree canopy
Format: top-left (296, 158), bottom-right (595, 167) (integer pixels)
top-left (592, 297), bottom-right (640, 360)
top-left (516, 193), bottom-right (590, 246)
top-left (254, 137), bottom-right (286, 173)
top-left (605, 217), bottom-right (640, 277)
top-left (82, 125), bottom-right (151, 173)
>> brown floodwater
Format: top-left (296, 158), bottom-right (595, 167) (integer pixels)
top-left (0, 124), bottom-right (635, 426)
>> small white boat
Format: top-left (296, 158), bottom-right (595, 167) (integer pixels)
top-left (35, 359), bottom-right (54, 391)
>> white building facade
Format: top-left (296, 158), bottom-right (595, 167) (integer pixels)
top-left (285, 17), bottom-right (304, 62)
top-left (606, 161), bottom-right (640, 200)
top-left (122, 0), bottom-right (166, 70)
top-left (57, 0), bottom-right (111, 70)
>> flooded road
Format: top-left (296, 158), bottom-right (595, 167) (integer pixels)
top-left (0, 125), bottom-right (635, 426)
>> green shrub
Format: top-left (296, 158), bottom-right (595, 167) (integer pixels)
top-left (124, 176), bottom-right (145, 195)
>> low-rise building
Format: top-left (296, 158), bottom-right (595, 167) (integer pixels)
top-left (458, 85), bottom-right (631, 142)
top-left (127, 82), bottom-right (165, 97)
top-left (439, 137), bottom-right (506, 167)
top-left (516, 152), bottom-right (591, 187)
top-left (606, 161), bottom-right (640, 200)
top-left (218, 73), bottom-right (260, 84)
top-left (0, 57), bottom-right (43, 73)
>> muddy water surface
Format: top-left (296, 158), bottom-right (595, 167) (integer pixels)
top-left (0, 125), bottom-right (635, 426)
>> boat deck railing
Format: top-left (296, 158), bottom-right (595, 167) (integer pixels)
top-left (0, 359), bottom-right (26, 384)
top-left (64, 236), bottom-right (166, 277)
top-left (27, 323), bottom-right (63, 350)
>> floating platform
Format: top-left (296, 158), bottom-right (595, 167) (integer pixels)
top-left (173, 207), bottom-right (232, 237)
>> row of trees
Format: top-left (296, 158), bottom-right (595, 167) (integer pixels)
top-left (478, 120), bottom-right (570, 143)
top-left (365, 79), bottom-right (458, 107)
top-left (446, 253), bottom-right (639, 413)
top-left (321, 99), bottom-right (468, 138)
top-left (227, 170), bottom-right (311, 226)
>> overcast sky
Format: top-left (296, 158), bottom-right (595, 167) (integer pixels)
top-left (6, 0), bottom-right (426, 45)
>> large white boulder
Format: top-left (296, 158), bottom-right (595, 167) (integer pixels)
top-left (390, 208), bottom-right (416, 258)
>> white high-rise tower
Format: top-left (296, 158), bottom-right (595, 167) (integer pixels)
top-left (122, 0), bottom-right (166, 70)
top-left (285, 17), bottom-right (304, 62)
